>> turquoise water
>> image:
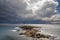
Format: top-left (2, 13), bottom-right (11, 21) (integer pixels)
top-left (0, 24), bottom-right (60, 40)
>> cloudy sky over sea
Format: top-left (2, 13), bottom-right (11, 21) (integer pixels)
top-left (0, 0), bottom-right (60, 24)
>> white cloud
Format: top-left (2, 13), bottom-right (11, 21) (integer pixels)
top-left (23, 0), bottom-right (59, 21)
top-left (3, 0), bottom-right (59, 21)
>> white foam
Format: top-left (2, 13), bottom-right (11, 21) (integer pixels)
top-left (14, 27), bottom-right (20, 30)
top-left (10, 30), bottom-right (17, 32)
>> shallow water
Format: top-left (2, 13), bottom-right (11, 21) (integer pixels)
top-left (0, 24), bottom-right (60, 40)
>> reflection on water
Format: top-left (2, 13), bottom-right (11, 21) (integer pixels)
top-left (0, 24), bottom-right (60, 40)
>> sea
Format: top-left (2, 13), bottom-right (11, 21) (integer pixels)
top-left (0, 24), bottom-right (60, 40)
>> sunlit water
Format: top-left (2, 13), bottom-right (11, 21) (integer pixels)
top-left (0, 24), bottom-right (60, 40)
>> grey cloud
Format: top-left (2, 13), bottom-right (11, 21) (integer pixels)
top-left (0, 0), bottom-right (59, 23)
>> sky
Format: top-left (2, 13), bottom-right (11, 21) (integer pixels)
top-left (0, 0), bottom-right (60, 24)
